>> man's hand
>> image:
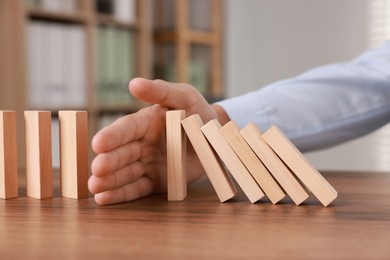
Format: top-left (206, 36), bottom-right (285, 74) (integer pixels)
top-left (88, 78), bottom-right (224, 205)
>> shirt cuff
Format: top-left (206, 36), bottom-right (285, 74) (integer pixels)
top-left (215, 91), bottom-right (271, 132)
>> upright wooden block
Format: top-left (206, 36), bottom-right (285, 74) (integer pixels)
top-left (241, 123), bottom-right (309, 205)
top-left (166, 110), bottom-right (187, 201)
top-left (201, 120), bottom-right (264, 203)
top-left (25, 111), bottom-right (53, 199)
top-left (59, 111), bottom-right (89, 199)
top-left (220, 121), bottom-right (285, 204)
top-left (262, 126), bottom-right (337, 206)
top-left (0, 111), bottom-right (18, 199)
top-left (181, 114), bottom-right (237, 202)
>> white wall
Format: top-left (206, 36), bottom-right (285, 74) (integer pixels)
top-left (224, 0), bottom-right (390, 171)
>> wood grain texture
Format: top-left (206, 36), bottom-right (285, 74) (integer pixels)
top-left (24, 111), bottom-right (53, 199)
top-left (181, 114), bottom-right (237, 202)
top-left (220, 121), bottom-right (285, 204)
top-left (201, 119), bottom-right (264, 203)
top-left (0, 1), bottom-right (27, 168)
top-left (59, 111), bottom-right (89, 199)
top-left (262, 125), bottom-right (337, 206)
top-left (166, 110), bottom-right (187, 201)
top-left (0, 111), bottom-right (18, 199)
top-left (241, 123), bottom-right (308, 205)
top-left (1, 170), bottom-right (389, 259)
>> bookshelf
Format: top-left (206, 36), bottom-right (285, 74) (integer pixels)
top-left (0, 0), bottom-right (223, 168)
top-left (153, 0), bottom-right (223, 101)
top-left (0, 0), bottom-right (153, 167)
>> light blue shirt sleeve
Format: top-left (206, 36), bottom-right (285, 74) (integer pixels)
top-left (217, 40), bottom-right (390, 152)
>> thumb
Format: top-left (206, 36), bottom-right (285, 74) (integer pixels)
top-left (129, 78), bottom-right (203, 109)
top-left (129, 78), bottom-right (216, 121)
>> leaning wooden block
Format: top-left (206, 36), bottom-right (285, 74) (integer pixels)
top-left (262, 125), bottom-right (337, 206)
top-left (241, 123), bottom-right (308, 205)
top-left (25, 111), bottom-right (53, 199)
top-left (181, 114), bottom-right (237, 202)
top-left (201, 120), bottom-right (264, 203)
top-left (166, 110), bottom-right (187, 201)
top-left (0, 111), bottom-right (18, 199)
top-left (220, 121), bottom-right (285, 204)
top-left (59, 111), bottom-right (89, 199)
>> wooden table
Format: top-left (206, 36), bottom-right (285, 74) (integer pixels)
top-left (1, 171), bottom-right (390, 259)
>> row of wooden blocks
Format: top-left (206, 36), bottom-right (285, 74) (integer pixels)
top-left (166, 111), bottom-right (338, 206)
top-left (0, 110), bottom-right (88, 200)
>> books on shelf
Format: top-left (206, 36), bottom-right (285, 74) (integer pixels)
top-left (96, 0), bottom-right (136, 23)
top-left (189, 0), bottom-right (212, 31)
top-left (155, 61), bottom-right (209, 95)
top-left (96, 0), bottom-right (114, 14)
top-left (113, 0), bottom-right (136, 23)
top-left (99, 113), bottom-right (125, 130)
top-left (153, 0), bottom-right (175, 29)
top-left (31, 0), bottom-right (77, 12)
top-left (27, 21), bottom-right (86, 109)
top-left (95, 25), bottom-right (135, 105)
top-left (154, 0), bottom-right (211, 31)
top-left (29, 0), bottom-right (136, 23)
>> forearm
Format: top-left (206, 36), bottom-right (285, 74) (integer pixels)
top-left (217, 41), bottom-right (390, 152)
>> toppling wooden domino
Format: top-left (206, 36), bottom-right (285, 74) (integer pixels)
top-left (181, 114), bottom-right (237, 202)
top-left (25, 111), bottom-right (53, 199)
top-left (166, 110), bottom-right (187, 201)
top-left (59, 111), bottom-right (89, 199)
top-left (262, 125), bottom-right (337, 206)
top-left (201, 119), bottom-right (264, 203)
top-left (0, 111), bottom-right (18, 199)
top-left (220, 121), bottom-right (285, 204)
top-left (241, 123), bottom-right (309, 205)
top-left (166, 111), bottom-right (337, 206)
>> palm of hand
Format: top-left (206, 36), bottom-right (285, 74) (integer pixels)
top-left (89, 78), bottom-right (216, 205)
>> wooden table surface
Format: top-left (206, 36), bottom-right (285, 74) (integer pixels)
top-left (1, 171), bottom-right (390, 259)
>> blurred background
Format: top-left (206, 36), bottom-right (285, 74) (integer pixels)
top-left (0, 0), bottom-right (389, 171)
top-left (225, 0), bottom-right (390, 172)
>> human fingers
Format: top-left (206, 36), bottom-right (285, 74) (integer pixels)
top-left (129, 78), bottom-right (216, 122)
top-left (88, 161), bottom-right (144, 194)
top-left (93, 176), bottom-right (154, 205)
top-left (91, 108), bottom-right (153, 154)
top-left (91, 140), bottom-right (142, 177)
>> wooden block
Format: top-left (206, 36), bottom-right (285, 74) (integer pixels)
top-left (0, 111), bottom-right (18, 199)
top-left (181, 114), bottom-right (237, 202)
top-left (201, 120), bottom-right (264, 203)
top-left (220, 121), bottom-right (285, 204)
top-left (166, 110), bottom-right (187, 201)
top-left (241, 123), bottom-right (309, 205)
top-left (24, 111), bottom-right (53, 199)
top-left (262, 125), bottom-right (337, 206)
top-left (59, 111), bottom-right (89, 199)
